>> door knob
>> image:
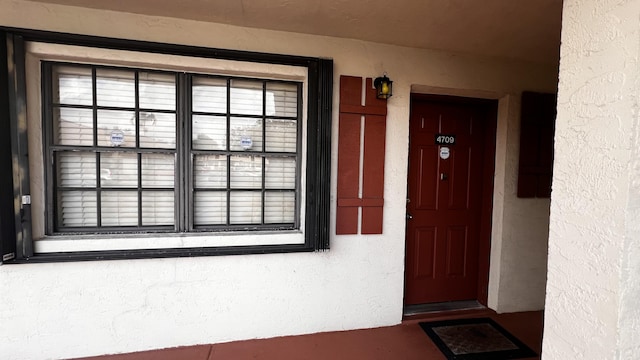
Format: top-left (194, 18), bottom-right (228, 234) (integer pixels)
top-left (406, 213), bottom-right (413, 220)
top-left (440, 173), bottom-right (448, 181)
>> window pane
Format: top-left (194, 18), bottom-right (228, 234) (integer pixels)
top-left (142, 191), bottom-right (174, 225)
top-left (139, 112), bottom-right (176, 149)
top-left (230, 155), bottom-right (262, 189)
top-left (194, 154), bottom-right (227, 189)
top-left (194, 191), bottom-right (227, 225)
top-left (266, 119), bottom-right (297, 153)
top-left (48, 63), bottom-right (306, 235)
top-left (264, 191), bottom-right (295, 223)
top-left (101, 191), bottom-right (138, 226)
top-left (265, 157), bottom-right (296, 189)
top-left (57, 152), bottom-right (96, 187)
top-left (230, 191), bottom-right (261, 224)
top-left (192, 115), bottom-right (226, 150)
top-left (230, 117), bottom-right (263, 151)
top-left (193, 77), bottom-right (226, 113)
top-left (230, 79), bottom-right (263, 115)
top-left (142, 154), bottom-right (175, 188)
top-left (53, 65), bottom-right (92, 106)
top-left (266, 82), bottom-right (298, 117)
top-left (139, 72), bottom-right (176, 110)
top-left (58, 191), bottom-right (97, 227)
top-left (54, 108), bottom-right (94, 146)
top-left (100, 152), bottom-right (137, 188)
top-left (97, 110), bottom-right (135, 147)
top-left (96, 69), bottom-right (135, 108)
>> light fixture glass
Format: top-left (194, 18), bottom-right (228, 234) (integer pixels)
top-left (374, 74), bottom-right (393, 99)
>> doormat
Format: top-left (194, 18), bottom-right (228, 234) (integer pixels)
top-left (419, 318), bottom-right (537, 360)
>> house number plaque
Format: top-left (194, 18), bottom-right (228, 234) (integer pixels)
top-left (435, 134), bottom-right (456, 145)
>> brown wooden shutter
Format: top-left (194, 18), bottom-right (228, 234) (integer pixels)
top-left (336, 76), bottom-right (387, 234)
top-left (517, 91), bottom-right (557, 198)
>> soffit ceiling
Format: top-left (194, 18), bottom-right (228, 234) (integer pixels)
top-left (29, 0), bottom-right (563, 64)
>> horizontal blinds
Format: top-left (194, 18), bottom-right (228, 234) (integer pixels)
top-left (190, 76), bottom-right (299, 228)
top-left (51, 64), bottom-right (301, 232)
top-left (53, 65), bottom-right (178, 230)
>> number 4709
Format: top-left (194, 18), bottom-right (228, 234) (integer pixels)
top-left (435, 135), bottom-right (456, 145)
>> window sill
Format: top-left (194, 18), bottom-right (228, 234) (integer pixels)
top-left (6, 230), bottom-right (311, 263)
top-left (33, 230), bottom-right (304, 254)
top-left (7, 241), bottom-right (315, 264)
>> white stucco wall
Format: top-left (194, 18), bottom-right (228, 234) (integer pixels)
top-left (488, 95), bottom-right (552, 313)
top-left (0, 1), bottom-right (557, 359)
top-left (544, 0), bottom-right (640, 359)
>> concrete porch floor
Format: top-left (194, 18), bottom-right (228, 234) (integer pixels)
top-left (73, 309), bottom-right (543, 360)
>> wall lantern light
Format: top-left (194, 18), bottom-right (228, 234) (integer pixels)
top-left (374, 74), bottom-right (393, 99)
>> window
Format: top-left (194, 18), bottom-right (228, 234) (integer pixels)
top-left (47, 64), bottom-right (301, 233)
top-left (0, 30), bottom-right (332, 262)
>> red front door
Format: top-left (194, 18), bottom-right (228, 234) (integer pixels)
top-left (404, 96), bottom-right (492, 305)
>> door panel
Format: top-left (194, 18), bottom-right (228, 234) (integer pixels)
top-left (416, 147), bottom-right (439, 209)
top-left (414, 227), bottom-right (436, 278)
top-left (445, 226), bottom-right (468, 277)
top-left (405, 98), bottom-right (489, 305)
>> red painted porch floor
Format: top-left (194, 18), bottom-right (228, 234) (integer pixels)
top-left (75, 309), bottom-right (543, 360)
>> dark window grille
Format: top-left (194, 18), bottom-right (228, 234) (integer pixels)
top-left (44, 62), bottom-right (302, 234)
top-left (189, 75), bottom-right (302, 231)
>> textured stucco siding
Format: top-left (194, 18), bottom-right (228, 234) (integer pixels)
top-left (544, 0), bottom-right (640, 359)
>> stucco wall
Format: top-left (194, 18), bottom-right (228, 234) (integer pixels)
top-left (544, 0), bottom-right (640, 359)
top-left (0, 1), bottom-right (557, 359)
top-left (487, 95), bottom-right (552, 313)
top-left (621, 98), bottom-right (640, 357)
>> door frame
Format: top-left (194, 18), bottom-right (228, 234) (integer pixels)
top-left (406, 93), bottom-right (498, 306)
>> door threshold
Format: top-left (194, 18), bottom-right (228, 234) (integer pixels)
top-left (403, 300), bottom-right (485, 317)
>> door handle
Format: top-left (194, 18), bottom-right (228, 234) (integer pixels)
top-left (406, 213), bottom-right (413, 220)
top-left (440, 173), bottom-right (448, 181)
